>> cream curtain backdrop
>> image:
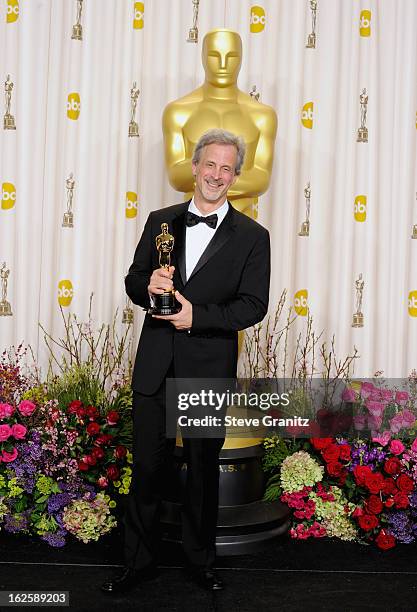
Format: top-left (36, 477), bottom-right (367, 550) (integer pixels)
top-left (0, 0), bottom-right (416, 378)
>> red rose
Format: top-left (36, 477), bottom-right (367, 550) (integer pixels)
top-left (375, 530), bottom-right (396, 551)
top-left (382, 478), bottom-right (398, 496)
top-left (77, 460), bottom-right (89, 471)
top-left (106, 410), bottom-right (120, 426)
top-left (384, 457), bottom-right (401, 475)
top-left (352, 507), bottom-right (364, 518)
top-left (68, 400), bottom-right (83, 413)
top-left (86, 405), bottom-right (99, 420)
top-left (338, 472), bottom-right (347, 486)
top-left (115, 445), bottom-right (127, 459)
top-left (366, 495), bottom-right (383, 515)
top-left (106, 464), bottom-right (120, 480)
top-left (364, 472), bottom-right (385, 494)
top-left (354, 465), bottom-right (373, 487)
top-left (358, 513), bottom-right (379, 531)
top-left (396, 474), bottom-right (414, 493)
top-left (385, 498), bottom-right (395, 508)
top-left (393, 492), bottom-right (409, 509)
top-left (91, 447), bottom-right (105, 460)
top-left (321, 444), bottom-right (341, 463)
top-left (326, 462), bottom-right (343, 477)
top-left (338, 444), bottom-right (351, 462)
top-left (310, 438), bottom-right (333, 450)
top-left (94, 433), bottom-right (113, 446)
top-left (86, 422), bottom-right (100, 436)
top-left (85, 455), bottom-right (97, 466)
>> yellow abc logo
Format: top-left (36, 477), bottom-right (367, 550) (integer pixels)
top-left (354, 195), bottom-right (367, 222)
top-left (126, 191), bottom-right (138, 218)
top-left (359, 10), bottom-right (371, 37)
top-left (294, 289), bottom-right (308, 316)
top-left (408, 291), bottom-right (417, 317)
top-left (58, 280), bottom-right (74, 307)
top-left (1, 182), bottom-right (16, 210)
top-left (7, 0), bottom-right (19, 23)
top-left (67, 93), bottom-right (81, 120)
top-left (250, 6), bottom-right (266, 33)
top-left (133, 1), bottom-right (144, 29)
top-left (301, 102), bottom-right (314, 129)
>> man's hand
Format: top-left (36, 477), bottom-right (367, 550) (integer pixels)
top-left (148, 266), bottom-right (175, 295)
top-left (152, 291), bottom-right (193, 330)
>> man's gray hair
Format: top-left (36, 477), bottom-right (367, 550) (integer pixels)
top-left (192, 129), bottom-right (246, 175)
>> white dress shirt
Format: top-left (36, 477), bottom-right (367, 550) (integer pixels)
top-left (185, 198), bottom-right (229, 281)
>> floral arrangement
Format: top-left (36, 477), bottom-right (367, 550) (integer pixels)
top-left (0, 306), bottom-right (134, 547)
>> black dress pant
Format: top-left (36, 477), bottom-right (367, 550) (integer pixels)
top-left (123, 373), bottom-right (225, 570)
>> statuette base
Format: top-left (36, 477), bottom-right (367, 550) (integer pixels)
top-left (357, 127), bottom-right (368, 143)
top-left (0, 301), bottom-right (12, 316)
top-left (298, 220), bottom-right (310, 237)
top-left (62, 212), bottom-right (74, 228)
top-left (352, 312), bottom-right (364, 328)
top-left (149, 291), bottom-right (181, 316)
top-left (129, 121), bottom-right (139, 137)
top-left (4, 114), bottom-right (16, 130)
top-left (72, 24), bottom-right (83, 40)
top-left (306, 33), bottom-right (316, 48)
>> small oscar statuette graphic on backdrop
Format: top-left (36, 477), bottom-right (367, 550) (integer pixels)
top-left (306, 0), bottom-right (317, 48)
top-left (352, 273), bottom-right (364, 327)
top-left (357, 88), bottom-right (368, 142)
top-left (412, 192), bottom-right (417, 239)
top-left (62, 173), bottom-right (75, 227)
top-left (187, 0), bottom-right (200, 43)
top-left (4, 75), bottom-right (16, 130)
top-left (0, 262), bottom-right (12, 316)
top-left (298, 182), bottom-right (311, 236)
top-left (148, 223), bottom-right (181, 315)
top-left (71, 0), bottom-right (83, 40)
top-left (129, 82), bottom-right (140, 137)
top-left (122, 296), bottom-right (134, 325)
top-left (249, 85), bottom-right (260, 102)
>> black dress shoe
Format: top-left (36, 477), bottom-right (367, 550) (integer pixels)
top-left (101, 565), bottom-right (158, 594)
top-left (186, 567), bottom-right (224, 591)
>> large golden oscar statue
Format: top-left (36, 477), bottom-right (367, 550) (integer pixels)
top-left (162, 28), bottom-right (277, 219)
top-left (161, 30), bottom-right (289, 556)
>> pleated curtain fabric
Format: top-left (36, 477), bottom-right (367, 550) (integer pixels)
top-left (0, 0), bottom-right (416, 377)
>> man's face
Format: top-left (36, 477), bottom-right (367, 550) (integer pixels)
top-left (192, 143), bottom-right (238, 206)
top-left (202, 31), bottom-right (242, 88)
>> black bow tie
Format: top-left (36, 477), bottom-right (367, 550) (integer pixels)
top-left (186, 211), bottom-right (218, 229)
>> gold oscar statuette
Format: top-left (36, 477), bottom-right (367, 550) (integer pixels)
top-left (163, 29), bottom-right (277, 220)
top-left (148, 223), bottom-right (181, 316)
top-left (357, 88), bottom-right (368, 143)
top-left (72, 0), bottom-right (83, 40)
top-left (306, 0), bottom-right (317, 48)
top-left (0, 262), bottom-right (12, 316)
top-left (129, 82), bottom-right (140, 137)
top-left (4, 75), bottom-right (16, 130)
top-left (62, 173), bottom-right (75, 228)
top-left (352, 273), bottom-right (364, 327)
top-left (122, 296), bottom-right (134, 324)
top-left (412, 224), bottom-right (417, 240)
top-left (187, 0), bottom-right (200, 43)
top-left (298, 181), bottom-right (311, 236)
top-left (249, 85), bottom-right (260, 102)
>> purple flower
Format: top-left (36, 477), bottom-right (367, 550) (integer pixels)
top-left (41, 530), bottom-right (67, 547)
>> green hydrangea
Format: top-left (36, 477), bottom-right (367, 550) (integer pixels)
top-left (311, 488), bottom-right (357, 541)
top-left (8, 478), bottom-right (24, 498)
top-left (62, 493), bottom-right (117, 543)
top-left (34, 513), bottom-right (58, 536)
top-left (280, 451), bottom-right (324, 493)
top-left (35, 475), bottom-right (57, 495)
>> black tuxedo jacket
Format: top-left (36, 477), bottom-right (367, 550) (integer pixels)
top-left (125, 201), bottom-right (270, 395)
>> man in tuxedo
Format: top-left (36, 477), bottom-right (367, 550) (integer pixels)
top-left (102, 128), bottom-right (270, 593)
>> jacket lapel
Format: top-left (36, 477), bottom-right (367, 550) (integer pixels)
top-left (187, 203), bottom-right (236, 283)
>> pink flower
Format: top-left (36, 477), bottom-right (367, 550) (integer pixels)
top-left (361, 382), bottom-right (376, 399)
top-left (395, 391), bottom-right (409, 406)
top-left (2, 447), bottom-right (18, 462)
top-left (368, 415), bottom-right (383, 431)
top-left (390, 413), bottom-right (404, 434)
top-left (97, 476), bottom-right (109, 488)
top-left (0, 403), bottom-right (15, 419)
top-left (366, 401), bottom-right (385, 418)
top-left (11, 423), bottom-right (27, 439)
top-left (411, 438), bottom-right (417, 453)
top-left (372, 431), bottom-right (391, 447)
top-left (18, 400), bottom-right (36, 416)
top-left (0, 424), bottom-right (12, 441)
top-left (381, 389), bottom-right (394, 402)
top-left (342, 388), bottom-right (357, 402)
top-left (353, 415), bottom-right (367, 431)
top-left (401, 409), bottom-right (415, 428)
top-left (389, 439), bottom-right (405, 455)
